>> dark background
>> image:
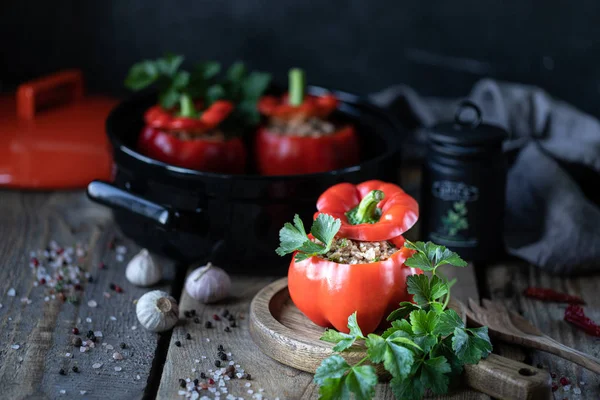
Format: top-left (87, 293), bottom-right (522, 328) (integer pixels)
top-left (2, 0), bottom-right (599, 115)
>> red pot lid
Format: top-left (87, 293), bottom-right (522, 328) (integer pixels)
top-left (0, 69), bottom-right (115, 189)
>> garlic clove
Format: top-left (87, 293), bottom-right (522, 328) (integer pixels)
top-left (136, 290), bottom-right (179, 332)
top-left (126, 249), bottom-right (162, 287)
top-left (184, 262), bottom-right (231, 304)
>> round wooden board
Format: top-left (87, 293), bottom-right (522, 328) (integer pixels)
top-left (249, 277), bottom-right (552, 399)
top-left (248, 277), bottom-right (464, 375)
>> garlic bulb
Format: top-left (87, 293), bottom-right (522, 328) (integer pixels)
top-left (185, 262), bottom-right (231, 303)
top-left (136, 290), bottom-right (179, 332)
top-left (126, 249), bottom-right (162, 287)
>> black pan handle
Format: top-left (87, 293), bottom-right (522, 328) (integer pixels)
top-left (87, 180), bottom-right (174, 229)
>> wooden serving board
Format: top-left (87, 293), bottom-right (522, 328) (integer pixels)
top-left (249, 278), bottom-right (552, 400)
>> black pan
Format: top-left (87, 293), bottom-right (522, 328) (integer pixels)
top-left (87, 87), bottom-right (404, 272)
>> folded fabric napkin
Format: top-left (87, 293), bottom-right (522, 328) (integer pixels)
top-left (371, 79), bottom-right (600, 275)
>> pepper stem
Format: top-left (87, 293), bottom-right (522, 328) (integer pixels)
top-left (345, 190), bottom-right (384, 225)
top-left (179, 94), bottom-right (198, 118)
top-left (288, 68), bottom-right (305, 106)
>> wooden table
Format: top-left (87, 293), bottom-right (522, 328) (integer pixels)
top-left (0, 190), bottom-right (598, 399)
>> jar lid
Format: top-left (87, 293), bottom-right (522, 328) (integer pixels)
top-left (428, 100), bottom-right (507, 148)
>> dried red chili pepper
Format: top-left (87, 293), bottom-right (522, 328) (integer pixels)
top-left (564, 304), bottom-right (600, 337)
top-left (524, 287), bottom-right (585, 304)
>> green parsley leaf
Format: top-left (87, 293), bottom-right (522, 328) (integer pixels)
top-left (345, 365), bottom-right (377, 400)
top-left (311, 214), bottom-right (342, 253)
top-left (386, 302), bottom-right (420, 322)
top-left (156, 53), bottom-right (184, 77)
top-left (320, 329), bottom-right (356, 352)
top-left (205, 84), bottom-right (226, 104)
top-left (227, 62), bottom-right (246, 82)
top-left (276, 214), bottom-right (342, 261)
top-left (432, 338), bottom-right (464, 379)
top-left (382, 319), bottom-right (413, 339)
top-left (406, 275), bottom-right (432, 306)
top-left (410, 310), bottom-right (439, 336)
top-left (159, 87), bottom-right (181, 109)
top-left (314, 355), bottom-right (351, 386)
top-left (452, 326), bottom-right (493, 364)
top-left (434, 309), bottom-right (465, 336)
top-left (383, 338), bottom-right (415, 379)
top-left (365, 334), bottom-right (386, 363)
top-left (124, 60), bottom-right (160, 90)
top-left (419, 356), bottom-right (451, 394)
top-left (414, 333), bottom-right (438, 354)
top-left (404, 240), bottom-right (467, 272)
top-left (319, 377), bottom-right (350, 400)
top-left (390, 376), bottom-right (424, 400)
top-left (242, 71), bottom-right (272, 101)
top-left (347, 312), bottom-right (365, 339)
top-left (195, 61), bottom-right (221, 80)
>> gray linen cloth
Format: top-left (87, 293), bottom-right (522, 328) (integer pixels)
top-left (371, 79), bottom-right (600, 275)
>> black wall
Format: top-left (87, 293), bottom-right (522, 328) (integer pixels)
top-left (2, 1), bottom-right (600, 115)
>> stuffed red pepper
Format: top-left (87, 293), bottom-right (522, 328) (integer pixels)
top-left (125, 55), bottom-right (270, 174)
top-left (256, 68), bottom-right (360, 175)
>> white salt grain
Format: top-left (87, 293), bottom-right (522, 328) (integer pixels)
top-left (131, 326), bottom-right (137, 330)
top-left (80, 391), bottom-right (87, 395)
top-left (114, 366), bottom-right (122, 372)
top-left (247, 390), bottom-right (253, 394)
top-left (44, 296), bottom-right (50, 302)
top-left (87, 300), bottom-right (98, 308)
top-left (59, 390), bottom-right (66, 395)
top-left (136, 375), bottom-right (141, 380)
top-left (94, 331), bottom-right (103, 337)
top-left (110, 316), bottom-right (117, 321)
top-left (86, 317), bottom-right (92, 323)
top-left (564, 385), bottom-right (571, 392)
top-left (195, 359), bottom-right (200, 363)
top-left (245, 383), bottom-right (251, 387)
top-left (80, 346), bottom-right (87, 353)
top-left (116, 245), bottom-right (127, 254)
top-left (92, 363), bottom-right (102, 369)
top-left (573, 387), bottom-right (582, 395)
top-left (18, 357), bottom-right (23, 362)
top-left (11, 344), bottom-right (20, 350)
top-left (106, 344), bottom-right (114, 350)
top-left (178, 390), bottom-right (187, 396)
top-left (65, 353), bottom-right (71, 358)
top-left (7, 288), bottom-right (16, 297)
top-left (192, 368), bottom-right (196, 373)
top-left (116, 254), bottom-right (124, 262)
top-left (113, 352), bottom-right (123, 360)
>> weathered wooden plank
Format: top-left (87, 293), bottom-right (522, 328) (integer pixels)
top-left (0, 191), bottom-right (175, 399)
top-left (485, 260), bottom-right (600, 399)
top-left (158, 264), bottom-right (488, 400)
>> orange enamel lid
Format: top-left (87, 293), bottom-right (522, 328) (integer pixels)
top-left (0, 69), bottom-right (115, 189)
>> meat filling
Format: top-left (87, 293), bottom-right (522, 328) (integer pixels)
top-left (322, 238), bottom-right (397, 264)
top-left (267, 116), bottom-right (337, 137)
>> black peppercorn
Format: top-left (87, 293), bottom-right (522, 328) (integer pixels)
top-left (227, 314), bottom-right (235, 322)
top-left (86, 330), bottom-right (94, 339)
top-left (220, 353), bottom-right (227, 361)
top-left (120, 342), bottom-right (127, 349)
top-left (200, 372), bottom-right (206, 379)
top-left (72, 337), bottom-right (83, 347)
top-left (204, 321), bottom-right (212, 329)
top-left (217, 344), bottom-right (224, 351)
top-left (59, 368), bottom-right (66, 375)
top-left (222, 309), bottom-right (229, 317)
top-left (179, 378), bottom-right (186, 388)
top-left (224, 326), bottom-right (231, 333)
top-left (88, 276), bottom-right (93, 283)
top-left (230, 321), bottom-right (237, 328)
top-left (227, 371), bottom-right (234, 379)
top-left (72, 366), bottom-right (79, 373)
top-left (184, 311), bottom-right (191, 318)
top-left (186, 333), bottom-right (191, 340)
top-left (226, 365), bottom-right (235, 374)
top-left (194, 318), bottom-right (200, 324)
top-left (214, 360), bottom-right (221, 367)
top-left (193, 379), bottom-right (199, 386)
top-left (190, 309), bottom-right (196, 316)
top-left (175, 341), bottom-right (181, 347)
top-left (109, 283), bottom-right (116, 290)
top-left (246, 373), bottom-right (252, 380)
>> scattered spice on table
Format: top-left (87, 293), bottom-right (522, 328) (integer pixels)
top-left (205, 321), bottom-right (212, 329)
top-left (524, 287), bottom-right (585, 304)
top-left (186, 333), bottom-right (192, 340)
top-left (564, 304), bottom-right (600, 337)
top-left (175, 341), bottom-right (182, 347)
top-left (72, 366), bottom-right (79, 373)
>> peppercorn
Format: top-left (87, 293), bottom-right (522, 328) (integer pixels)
top-left (246, 373), bottom-right (252, 380)
top-left (99, 262), bottom-right (106, 269)
top-left (227, 314), bottom-right (235, 322)
top-left (204, 321), bottom-right (212, 329)
top-left (217, 344), bottom-right (224, 351)
top-left (226, 365), bottom-right (235, 374)
top-left (560, 377), bottom-right (570, 386)
top-left (120, 342), bottom-right (127, 349)
top-left (222, 309), bottom-right (229, 317)
top-left (230, 321), bottom-right (237, 328)
top-left (214, 360), bottom-right (221, 367)
top-left (115, 285), bottom-right (123, 293)
top-left (72, 327), bottom-right (79, 335)
top-left (72, 337), bottom-right (83, 347)
top-left (212, 314), bottom-right (220, 321)
top-left (186, 333), bottom-right (191, 340)
top-left (39, 278), bottom-right (46, 285)
top-left (175, 341), bottom-right (181, 347)
top-left (219, 353), bottom-right (227, 361)
top-left (74, 284), bottom-right (82, 291)
top-left (184, 311), bottom-right (191, 318)
top-left (179, 378), bottom-right (186, 388)
top-left (193, 378), bottom-right (199, 386)
top-left (552, 383), bottom-right (559, 392)
top-left (72, 366), bottom-right (79, 373)
top-left (109, 283), bottom-right (116, 290)
top-left (88, 276), bottom-right (94, 283)
top-left (224, 326), bottom-right (231, 333)
top-left (208, 378), bottom-right (215, 385)
top-left (227, 371), bottom-right (234, 379)
top-left (86, 330), bottom-right (94, 339)
top-left (190, 309), bottom-right (196, 316)
top-left (551, 373), bottom-right (557, 379)
top-left (200, 372), bottom-right (206, 379)
top-left (537, 363), bottom-right (544, 369)
top-left (59, 368), bottom-right (66, 375)
top-left (194, 318), bottom-right (200, 324)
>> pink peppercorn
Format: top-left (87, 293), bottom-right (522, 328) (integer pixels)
top-left (560, 377), bottom-right (570, 386)
top-left (39, 278), bottom-right (46, 285)
top-left (552, 384), bottom-right (558, 392)
top-left (31, 258), bottom-right (39, 267)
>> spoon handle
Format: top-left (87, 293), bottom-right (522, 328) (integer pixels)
top-left (537, 336), bottom-right (600, 375)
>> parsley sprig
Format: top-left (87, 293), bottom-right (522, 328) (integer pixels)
top-left (276, 214), bottom-right (341, 262)
top-left (315, 241), bottom-right (492, 400)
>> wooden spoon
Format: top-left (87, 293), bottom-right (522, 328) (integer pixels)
top-left (467, 298), bottom-right (600, 375)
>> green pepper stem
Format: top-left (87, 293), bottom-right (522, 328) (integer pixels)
top-left (179, 94), bottom-right (198, 118)
top-left (349, 190), bottom-right (384, 225)
top-left (288, 68), bottom-right (305, 106)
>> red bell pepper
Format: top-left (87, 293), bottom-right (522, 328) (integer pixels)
top-left (255, 68), bottom-right (360, 175)
top-left (137, 126), bottom-right (246, 173)
top-left (254, 125), bottom-right (359, 175)
top-left (144, 99), bottom-right (234, 132)
top-left (315, 180), bottom-right (419, 241)
top-left (288, 235), bottom-right (420, 334)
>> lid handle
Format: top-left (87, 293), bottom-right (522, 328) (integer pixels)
top-left (454, 100), bottom-right (482, 129)
top-left (16, 69), bottom-right (84, 121)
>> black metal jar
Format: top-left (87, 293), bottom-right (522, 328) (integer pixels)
top-left (420, 101), bottom-right (507, 262)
